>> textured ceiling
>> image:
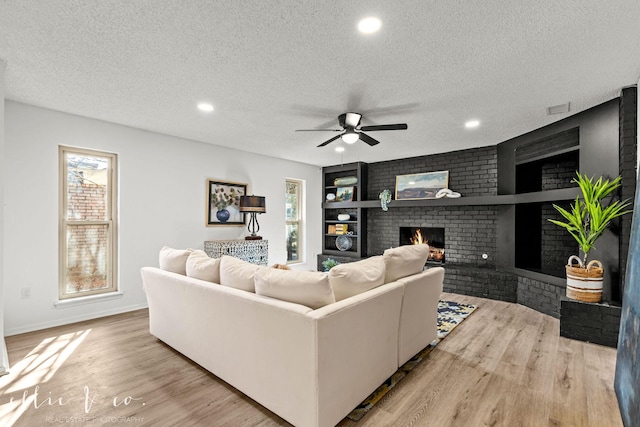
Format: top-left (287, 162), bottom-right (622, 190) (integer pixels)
top-left (1, 0), bottom-right (639, 167)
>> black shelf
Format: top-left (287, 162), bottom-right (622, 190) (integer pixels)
top-left (322, 187), bottom-right (581, 209)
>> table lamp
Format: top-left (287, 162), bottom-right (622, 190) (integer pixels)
top-left (239, 195), bottom-right (266, 240)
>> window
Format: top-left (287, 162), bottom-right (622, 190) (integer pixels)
top-left (286, 179), bottom-right (303, 264)
top-left (59, 146), bottom-right (117, 299)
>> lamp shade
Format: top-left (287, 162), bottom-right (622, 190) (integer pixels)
top-left (239, 195), bottom-right (266, 213)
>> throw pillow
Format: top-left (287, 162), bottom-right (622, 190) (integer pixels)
top-left (159, 246), bottom-right (194, 275)
top-left (186, 250), bottom-right (221, 283)
top-left (255, 268), bottom-right (335, 309)
top-left (383, 244), bottom-right (430, 283)
top-left (219, 255), bottom-right (263, 292)
top-left (329, 256), bottom-right (386, 301)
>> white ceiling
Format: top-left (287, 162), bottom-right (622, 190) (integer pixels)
top-left (1, 1), bottom-right (639, 167)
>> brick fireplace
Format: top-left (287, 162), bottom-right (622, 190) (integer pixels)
top-left (399, 226), bottom-right (445, 263)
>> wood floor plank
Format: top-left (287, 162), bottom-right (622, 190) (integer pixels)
top-left (1, 294), bottom-right (623, 427)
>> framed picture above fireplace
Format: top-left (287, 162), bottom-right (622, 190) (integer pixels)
top-left (395, 171), bottom-right (449, 200)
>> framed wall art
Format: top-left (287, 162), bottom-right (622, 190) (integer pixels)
top-left (335, 186), bottom-right (354, 202)
top-left (395, 171), bottom-right (449, 200)
top-left (206, 179), bottom-right (247, 226)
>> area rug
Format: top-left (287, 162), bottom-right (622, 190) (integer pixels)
top-left (347, 300), bottom-right (477, 421)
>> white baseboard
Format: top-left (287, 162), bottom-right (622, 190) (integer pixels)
top-left (4, 304), bottom-right (148, 337)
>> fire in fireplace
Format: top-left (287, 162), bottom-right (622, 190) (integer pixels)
top-left (399, 227), bottom-right (445, 263)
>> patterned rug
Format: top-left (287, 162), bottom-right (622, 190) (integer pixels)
top-left (347, 300), bottom-right (477, 421)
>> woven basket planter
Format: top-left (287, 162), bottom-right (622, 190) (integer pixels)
top-left (565, 255), bottom-right (603, 303)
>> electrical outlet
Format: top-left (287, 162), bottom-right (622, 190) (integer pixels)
top-left (21, 287), bottom-right (32, 299)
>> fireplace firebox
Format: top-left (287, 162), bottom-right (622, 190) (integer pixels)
top-left (399, 227), bottom-right (445, 264)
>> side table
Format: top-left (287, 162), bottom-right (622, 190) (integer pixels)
top-left (204, 239), bottom-right (269, 266)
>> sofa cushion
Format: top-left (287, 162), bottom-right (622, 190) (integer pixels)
top-left (383, 245), bottom-right (429, 283)
top-left (255, 268), bottom-right (335, 309)
top-left (186, 250), bottom-right (221, 283)
top-left (219, 255), bottom-right (263, 292)
top-left (329, 256), bottom-right (386, 301)
top-left (159, 246), bottom-right (194, 275)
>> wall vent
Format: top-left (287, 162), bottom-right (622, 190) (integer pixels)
top-left (547, 103), bottom-right (570, 115)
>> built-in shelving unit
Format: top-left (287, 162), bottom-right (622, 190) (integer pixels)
top-left (320, 162), bottom-right (368, 261)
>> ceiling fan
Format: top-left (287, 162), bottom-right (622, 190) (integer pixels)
top-left (295, 112), bottom-right (408, 147)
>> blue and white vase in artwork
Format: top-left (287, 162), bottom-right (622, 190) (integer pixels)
top-left (216, 209), bottom-right (230, 223)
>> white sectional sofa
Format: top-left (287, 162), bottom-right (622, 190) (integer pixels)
top-left (142, 245), bottom-right (444, 427)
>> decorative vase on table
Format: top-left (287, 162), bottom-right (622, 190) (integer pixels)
top-left (216, 209), bottom-right (230, 223)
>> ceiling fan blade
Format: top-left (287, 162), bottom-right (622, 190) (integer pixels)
top-left (360, 123), bottom-right (408, 132)
top-left (358, 132), bottom-right (381, 146)
top-left (317, 134), bottom-right (343, 147)
top-left (295, 129), bottom-right (342, 132)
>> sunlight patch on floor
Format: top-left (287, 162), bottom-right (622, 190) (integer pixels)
top-left (0, 329), bottom-right (91, 426)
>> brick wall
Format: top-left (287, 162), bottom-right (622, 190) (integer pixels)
top-left (65, 182), bottom-right (108, 292)
top-left (619, 86), bottom-right (637, 300)
top-left (367, 205), bottom-right (497, 265)
top-left (444, 265), bottom-right (518, 302)
top-left (560, 298), bottom-right (622, 347)
top-left (517, 277), bottom-right (565, 318)
top-left (367, 145), bottom-right (498, 199)
top-left (367, 146), bottom-right (499, 264)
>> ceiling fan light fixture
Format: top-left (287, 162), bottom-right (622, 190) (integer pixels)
top-left (341, 131), bottom-right (359, 144)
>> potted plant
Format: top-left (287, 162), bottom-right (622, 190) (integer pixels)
top-left (549, 172), bottom-right (632, 303)
top-left (321, 258), bottom-right (339, 272)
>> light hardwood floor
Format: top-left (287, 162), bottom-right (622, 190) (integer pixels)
top-left (0, 293), bottom-right (623, 427)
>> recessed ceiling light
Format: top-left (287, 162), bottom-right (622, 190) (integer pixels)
top-left (358, 17), bottom-right (382, 34)
top-left (335, 146), bottom-right (345, 153)
top-left (197, 102), bottom-right (214, 112)
top-left (465, 120), bottom-right (480, 129)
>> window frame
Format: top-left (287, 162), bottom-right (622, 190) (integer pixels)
top-left (285, 178), bottom-right (304, 265)
top-left (58, 146), bottom-right (118, 300)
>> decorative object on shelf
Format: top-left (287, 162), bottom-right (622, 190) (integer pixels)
top-left (337, 214), bottom-right (351, 221)
top-left (335, 186), bottom-right (354, 202)
top-left (321, 258), bottom-right (340, 271)
top-left (548, 172), bottom-right (632, 303)
top-left (379, 189), bottom-right (392, 211)
top-left (239, 195), bottom-right (267, 240)
top-left (334, 176), bottom-right (358, 186)
top-left (326, 193), bottom-right (336, 201)
top-left (334, 224), bottom-right (348, 235)
top-left (207, 179), bottom-right (247, 226)
top-left (336, 235), bottom-right (353, 251)
top-left (435, 188), bottom-right (462, 198)
top-left (395, 171), bottom-right (449, 200)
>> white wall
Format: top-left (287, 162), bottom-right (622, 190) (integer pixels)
top-left (3, 101), bottom-right (322, 335)
top-left (0, 60), bottom-right (8, 372)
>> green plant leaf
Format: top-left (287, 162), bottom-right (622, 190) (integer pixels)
top-left (549, 172), bottom-right (632, 262)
